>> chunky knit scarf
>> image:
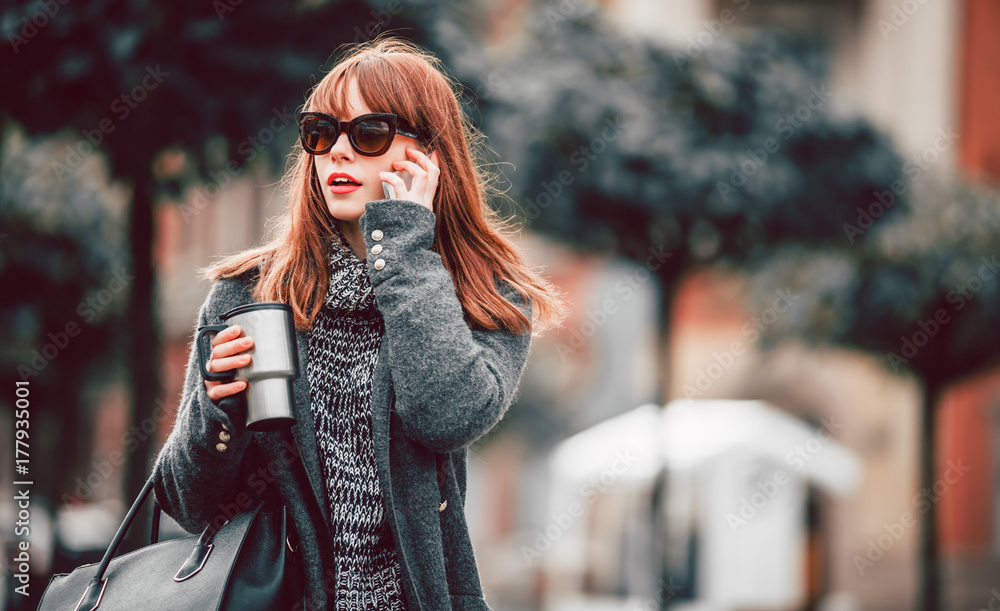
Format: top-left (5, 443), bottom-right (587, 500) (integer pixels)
top-left (305, 226), bottom-right (408, 610)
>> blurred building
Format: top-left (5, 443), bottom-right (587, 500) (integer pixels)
top-left (621, 1), bottom-right (1000, 610)
top-left (471, 1), bottom-right (1000, 610)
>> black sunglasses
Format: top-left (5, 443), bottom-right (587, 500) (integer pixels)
top-left (297, 111), bottom-right (425, 156)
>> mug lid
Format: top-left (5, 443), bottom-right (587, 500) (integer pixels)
top-left (220, 302), bottom-right (292, 321)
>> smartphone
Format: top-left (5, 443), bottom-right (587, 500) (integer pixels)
top-left (382, 170), bottom-right (414, 200)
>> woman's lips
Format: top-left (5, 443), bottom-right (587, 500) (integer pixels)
top-left (329, 183), bottom-right (361, 194)
top-left (328, 172), bottom-right (361, 194)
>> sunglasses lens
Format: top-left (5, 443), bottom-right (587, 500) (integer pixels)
top-left (301, 117), bottom-right (336, 152)
top-left (353, 119), bottom-right (392, 153)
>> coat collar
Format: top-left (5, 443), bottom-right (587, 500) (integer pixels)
top-left (288, 325), bottom-right (331, 529)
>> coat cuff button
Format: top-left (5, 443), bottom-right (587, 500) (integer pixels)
top-left (219, 430), bottom-right (231, 443)
top-left (438, 500), bottom-right (447, 512)
top-left (371, 229), bottom-right (384, 241)
top-left (216, 442), bottom-right (228, 453)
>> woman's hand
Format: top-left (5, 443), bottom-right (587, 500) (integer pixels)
top-left (203, 324), bottom-right (254, 402)
top-left (380, 147), bottom-right (440, 212)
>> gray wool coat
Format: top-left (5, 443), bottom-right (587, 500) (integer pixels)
top-left (152, 198), bottom-right (534, 611)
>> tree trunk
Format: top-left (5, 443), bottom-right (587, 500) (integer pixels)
top-left (918, 379), bottom-right (944, 611)
top-left (121, 169), bottom-right (162, 551)
top-left (654, 273), bottom-right (681, 406)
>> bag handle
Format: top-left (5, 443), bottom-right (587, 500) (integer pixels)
top-left (75, 473), bottom-right (243, 611)
top-left (74, 473), bottom-right (155, 610)
top-left (150, 499), bottom-right (162, 545)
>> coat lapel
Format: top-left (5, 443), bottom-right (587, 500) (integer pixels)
top-left (371, 343), bottom-right (427, 609)
top-left (370, 343), bottom-right (451, 610)
top-left (289, 326), bottom-right (331, 529)
top-left (370, 343), bottom-right (393, 526)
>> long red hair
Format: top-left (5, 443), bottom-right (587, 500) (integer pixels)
top-left (199, 35), bottom-right (567, 335)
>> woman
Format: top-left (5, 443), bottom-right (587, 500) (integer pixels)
top-left (152, 36), bottom-right (566, 610)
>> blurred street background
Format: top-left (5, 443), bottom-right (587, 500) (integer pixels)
top-left (2, 0), bottom-right (1000, 610)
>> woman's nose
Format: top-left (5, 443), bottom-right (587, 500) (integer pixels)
top-left (328, 132), bottom-right (354, 159)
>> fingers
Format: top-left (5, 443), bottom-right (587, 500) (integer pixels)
top-left (406, 147), bottom-right (439, 173)
top-left (379, 170), bottom-right (406, 190)
top-left (211, 325), bottom-right (253, 359)
top-left (202, 324), bottom-right (253, 400)
top-left (205, 378), bottom-right (247, 402)
top-left (207, 352), bottom-right (252, 374)
top-left (388, 149), bottom-right (439, 211)
top-left (403, 148), bottom-right (440, 181)
top-left (390, 160), bottom-right (422, 183)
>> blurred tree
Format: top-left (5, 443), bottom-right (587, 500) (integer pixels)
top-left (469, 12), bottom-right (905, 402)
top-left (746, 177), bottom-right (1000, 611)
top-left (0, 123), bottom-right (126, 508)
top-left (0, 0), bottom-right (441, 555)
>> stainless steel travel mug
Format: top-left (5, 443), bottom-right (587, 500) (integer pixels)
top-left (196, 302), bottom-right (299, 432)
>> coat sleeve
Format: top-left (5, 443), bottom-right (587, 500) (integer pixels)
top-left (359, 198), bottom-right (534, 454)
top-left (151, 277), bottom-right (255, 533)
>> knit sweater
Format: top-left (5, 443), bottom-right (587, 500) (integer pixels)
top-left (306, 230), bottom-right (407, 609)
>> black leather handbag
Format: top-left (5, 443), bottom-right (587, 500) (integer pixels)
top-left (36, 472), bottom-right (302, 610)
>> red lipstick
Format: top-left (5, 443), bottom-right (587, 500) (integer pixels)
top-left (327, 172), bottom-right (361, 194)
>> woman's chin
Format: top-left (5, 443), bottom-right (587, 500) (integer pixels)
top-left (326, 198), bottom-right (366, 222)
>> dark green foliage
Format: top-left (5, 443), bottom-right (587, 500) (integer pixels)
top-left (475, 12), bottom-right (905, 276)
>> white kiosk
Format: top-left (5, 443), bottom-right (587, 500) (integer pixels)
top-left (543, 400), bottom-right (864, 611)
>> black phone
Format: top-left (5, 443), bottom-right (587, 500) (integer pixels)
top-left (382, 170), bottom-right (414, 200)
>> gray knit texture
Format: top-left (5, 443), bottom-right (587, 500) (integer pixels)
top-left (307, 234), bottom-right (407, 610)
